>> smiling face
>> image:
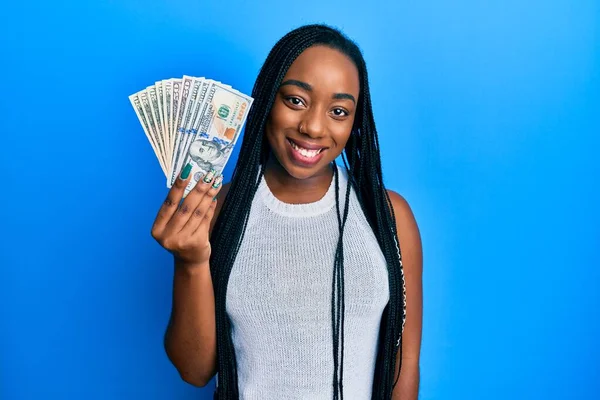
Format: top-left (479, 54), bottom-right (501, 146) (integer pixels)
top-left (265, 45), bottom-right (360, 180)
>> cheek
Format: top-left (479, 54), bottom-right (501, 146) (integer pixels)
top-left (269, 101), bottom-right (302, 132)
top-left (266, 104), bottom-right (295, 145)
top-left (330, 119), bottom-right (355, 147)
top-left (264, 116), bottom-right (281, 159)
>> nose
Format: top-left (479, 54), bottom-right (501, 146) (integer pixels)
top-left (299, 107), bottom-right (325, 139)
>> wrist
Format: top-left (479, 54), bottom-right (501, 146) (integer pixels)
top-left (174, 257), bottom-right (210, 272)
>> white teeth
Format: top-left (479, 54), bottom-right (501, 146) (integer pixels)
top-left (289, 140), bottom-right (323, 158)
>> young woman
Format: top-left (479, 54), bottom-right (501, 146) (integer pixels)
top-left (152, 24), bottom-right (423, 400)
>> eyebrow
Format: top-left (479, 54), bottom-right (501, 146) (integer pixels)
top-left (279, 79), bottom-right (356, 104)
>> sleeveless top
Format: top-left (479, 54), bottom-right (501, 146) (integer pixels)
top-left (224, 165), bottom-right (390, 399)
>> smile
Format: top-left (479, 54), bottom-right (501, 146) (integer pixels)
top-left (287, 139), bottom-right (326, 158)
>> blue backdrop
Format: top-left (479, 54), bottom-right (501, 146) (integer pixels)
top-left (1, 1), bottom-right (598, 399)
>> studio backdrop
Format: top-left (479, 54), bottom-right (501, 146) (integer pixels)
top-left (1, 0), bottom-right (598, 399)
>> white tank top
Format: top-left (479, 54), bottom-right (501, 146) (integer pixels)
top-left (225, 165), bottom-right (390, 399)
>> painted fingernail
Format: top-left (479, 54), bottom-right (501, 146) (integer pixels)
top-left (203, 168), bottom-right (216, 183)
top-left (180, 163), bottom-right (192, 180)
top-left (212, 175), bottom-right (223, 189)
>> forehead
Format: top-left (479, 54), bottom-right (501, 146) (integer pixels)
top-left (282, 45), bottom-right (360, 96)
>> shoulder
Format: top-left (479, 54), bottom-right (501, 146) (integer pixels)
top-left (386, 190), bottom-right (416, 227)
top-left (386, 189), bottom-right (422, 259)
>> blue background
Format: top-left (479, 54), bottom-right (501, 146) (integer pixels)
top-left (1, 0), bottom-right (598, 399)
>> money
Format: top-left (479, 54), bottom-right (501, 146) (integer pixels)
top-left (162, 79), bottom-right (173, 169)
top-left (140, 90), bottom-right (168, 175)
top-left (129, 76), bottom-right (254, 196)
top-left (170, 77), bottom-right (203, 186)
top-left (148, 85), bottom-right (167, 170)
top-left (169, 76), bottom-right (194, 184)
top-left (154, 80), bottom-right (166, 163)
top-left (129, 93), bottom-right (165, 176)
top-left (170, 79), bottom-right (182, 180)
top-left (181, 83), bottom-right (252, 196)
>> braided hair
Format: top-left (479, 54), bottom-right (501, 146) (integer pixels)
top-left (209, 23), bottom-right (407, 399)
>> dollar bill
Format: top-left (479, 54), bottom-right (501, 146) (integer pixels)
top-left (148, 85), bottom-right (167, 174)
top-left (129, 93), bottom-right (167, 176)
top-left (178, 78), bottom-right (205, 169)
top-left (162, 79), bottom-right (173, 171)
top-left (174, 78), bottom-right (213, 184)
top-left (155, 80), bottom-right (166, 164)
top-left (169, 76), bottom-right (207, 186)
top-left (169, 76), bottom-right (193, 183)
top-left (139, 89), bottom-right (168, 174)
top-left (171, 78), bottom-right (234, 185)
top-left (181, 83), bottom-right (254, 197)
top-left (177, 80), bottom-right (217, 171)
top-left (170, 79), bottom-right (182, 178)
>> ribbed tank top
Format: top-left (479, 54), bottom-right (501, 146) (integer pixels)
top-left (224, 165), bottom-right (390, 399)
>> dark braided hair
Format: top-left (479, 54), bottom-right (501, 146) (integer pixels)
top-left (209, 24), bottom-right (407, 399)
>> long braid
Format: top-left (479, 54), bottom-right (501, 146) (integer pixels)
top-left (345, 56), bottom-right (407, 398)
top-left (331, 156), bottom-right (353, 399)
top-left (209, 24), bottom-right (406, 399)
top-left (357, 66), bottom-right (406, 397)
top-left (336, 134), bottom-right (358, 398)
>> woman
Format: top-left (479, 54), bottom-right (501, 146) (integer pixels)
top-left (152, 24), bottom-right (423, 399)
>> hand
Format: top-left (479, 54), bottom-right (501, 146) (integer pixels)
top-left (151, 164), bottom-right (223, 267)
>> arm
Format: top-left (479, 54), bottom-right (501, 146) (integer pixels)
top-left (164, 257), bottom-right (217, 387)
top-left (387, 190), bottom-right (423, 400)
top-left (162, 182), bottom-right (231, 387)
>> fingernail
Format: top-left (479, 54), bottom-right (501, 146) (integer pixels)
top-left (212, 196), bottom-right (217, 202)
top-left (203, 168), bottom-right (216, 183)
top-left (180, 163), bottom-right (192, 180)
top-left (212, 175), bottom-right (223, 189)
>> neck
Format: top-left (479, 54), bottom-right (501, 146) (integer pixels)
top-left (263, 153), bottom-right (335, 204)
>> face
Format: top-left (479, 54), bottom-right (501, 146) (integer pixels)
top-left (190, 139), bottom-right (220, 161)
top-left (265, 45), bottom-right (360, 180)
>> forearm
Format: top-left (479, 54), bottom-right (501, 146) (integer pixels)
top-left (392, 359), bottom-right (420, 400)
top-left (164, 259), bottom-right (217, 387)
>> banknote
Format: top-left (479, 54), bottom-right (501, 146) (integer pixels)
top-left (173, 78), bottom-right (212, 186)
top-left (181, 83), bottom-right (253, 196)
top-left (129, 76), bottom-right (253, 192)
top-left (170, 79), bottom-right (182, 177)
top-left (162, 79), bottom-right (173, 170)
top-left (129, 93), bottom-right (166, 176)
top-left (155, 80), bottom-right (166, 163)
top-left (139, 90), bottom-right (168, 174)
top-left (148, 85), bottom-right (167, 169)
top-left (170, 77), bottom-right (205, 186)
top-left (169, 76), bottom-right (194, 183)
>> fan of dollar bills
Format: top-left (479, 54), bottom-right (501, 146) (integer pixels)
top-left (129, 76), bottom-right (254, 196)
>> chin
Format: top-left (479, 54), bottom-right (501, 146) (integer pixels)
top-left (285, 166), bottom-right (324, 180)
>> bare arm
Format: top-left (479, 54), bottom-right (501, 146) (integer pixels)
top-left (152, 170), bottom-right (231, 387)
top-left (387, 190), bottom-right (423, 400)
top-left (163, 259), bottom-right (217, 387)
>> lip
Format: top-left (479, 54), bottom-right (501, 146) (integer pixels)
top-left (285, 138), bottom-right (327, 167)
top-left (287, 138), bottom-right (328, 151)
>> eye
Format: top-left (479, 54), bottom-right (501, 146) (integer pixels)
top-left (284, 96), bottom-right (306, 107)
top-left (331, 108), bottom-right (349, 118)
